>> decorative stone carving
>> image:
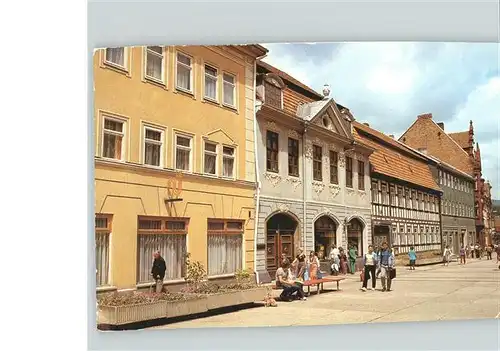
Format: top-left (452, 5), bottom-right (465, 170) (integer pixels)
top-left (288, 129), bottom-right (300, 139)
top-left (312, 181), bottom-right (325, 195)
top-left (312, 137), bottom-right (324, 146)
top-left (276, 203), bottom-right (290, 213)
top-left (322, 154), bottom-right (329, 172)
top-left (263, 172), bottom-right (282, 187)
top-left (319, 206), bottom-right (335, 219)
top-left (329, 143), bottom-right (340, 152)
top-left (265, 121), bottom-right (280, 133)
top-left (346, 187), bottom-right (356, 196)
top-left (304, 142), bottom-right (313, 159)
top-left (286, 176), bottom-right (302, 190)
top-left (329, 184), bottom-right (341, 198)
top-left (358, 190), bottom-right (367, 199)
top-left (338, 152), bottom-right (346, 168)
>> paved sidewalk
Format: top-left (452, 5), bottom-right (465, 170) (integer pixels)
top-left (150, 258), bottom-right (500, 329)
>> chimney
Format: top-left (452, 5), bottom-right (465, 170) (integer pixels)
top-left (437, 122), bottom-right (445, 130)
top-left (418, 113), bottom-right (433, 119)
top-left (363, 123), bottom-right (370, 127)
top-left (388, 134), bottom-right (395, 139)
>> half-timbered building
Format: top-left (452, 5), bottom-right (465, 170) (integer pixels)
top-left (353, 122), bottom-right (442, 255)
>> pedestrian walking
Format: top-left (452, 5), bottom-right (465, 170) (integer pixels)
top-left (348, 245), bottom-right (357, 274)
top-left (486, 245), bottom-right (493, 260)
top-left (378, 242), bottom-right (395, 292)
top-left (408, 246), bottom-right (417, 270)
top-left (361, 245), bottom-right (378, 291)
top-left (443, 245), bottom-right (452, 266)
top-left (459, 245), bottom-right (466, 265)
top-left (151, 250), bottom-right (167, 293)
top-left (329, 245), bottom-right (340, 275)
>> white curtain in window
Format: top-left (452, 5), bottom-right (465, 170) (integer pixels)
top-left (177, 61), bottom-right (191, 90)
top-left (207, 234), bottom-right (242, 276)
top-left (138, 234), bottom-right (186, 283)
top-left (146, 52), bottom-right (162, 80)
top-left (145, 142), bottom-right (160, 166)
top-left (106, 47), bottom-right (125, 66)
top-left (223, 82), bottom-right (234, 105)
top-left (96, 233), bottom-right (110, 286)
top-left (204, 153), bottom-right (216, 174)
top-left (223, 157), bottom-right (234, 177)
top-left (176, 148), bottom-right (190, 170)
top-left (205, 76), bottom-right (217, 99)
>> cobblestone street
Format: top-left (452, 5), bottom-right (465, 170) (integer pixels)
top-left (150, 258), bottom-right (500, 329)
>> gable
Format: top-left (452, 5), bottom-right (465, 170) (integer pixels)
top-left (399, 117), bottom-right (473, 175)
top-left (203, 128), bottom-right (236, 146)
top-left (299, 100), bottom-right (350, 139)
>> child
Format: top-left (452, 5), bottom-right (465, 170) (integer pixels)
top-left (408, 246), bottom-right (417, 270)
top-left (459, 245), bottom-right (466, 265)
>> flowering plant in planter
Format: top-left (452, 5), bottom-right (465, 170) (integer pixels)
top-left (97, 290), bottom-right (200, 307)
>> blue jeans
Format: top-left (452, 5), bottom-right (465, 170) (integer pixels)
top-left (280, 285), bottom-right (304, 300)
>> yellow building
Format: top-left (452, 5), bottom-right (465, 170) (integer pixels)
top-left (93, 44), bottom-right (268, 291)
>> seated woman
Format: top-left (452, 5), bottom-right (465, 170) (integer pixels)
top-left (276, 260), bottom-right (306, 301)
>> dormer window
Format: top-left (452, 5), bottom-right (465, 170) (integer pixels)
top-left (262, 73), bottom-right (285, 110)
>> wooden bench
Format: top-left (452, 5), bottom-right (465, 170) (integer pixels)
top-left (272, 276), bottom-right (345, 295)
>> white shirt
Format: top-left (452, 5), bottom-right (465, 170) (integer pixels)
top-left (365, 253), bottom-right (375, 266)
top-left (331, 248), bottom-right (340, 258)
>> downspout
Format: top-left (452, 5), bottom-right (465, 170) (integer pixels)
top-left (252, 54), bottom-right (266, 280)
top-left (302, 122), bottom-right (308, 251)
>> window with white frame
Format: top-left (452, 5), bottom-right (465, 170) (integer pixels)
top-left (204, 65), bottom-right (218, 101)
top-left (204, 142), bottom-right (217, 175)
top-left (145, 46), bottom-right (164, 82)
top-left (175, 135), bottom-right (192, 171)
top-left (105, 47), bottom-right (125, 68)
top-left (137, 217), bottom-right (188, 282)
top-left (207, 219), bottom-right (243, 276)
top-left (102, 117), bottom-right (125, 160)
top-left (95, 214), bottom-right (111, 287)
top-left (143, 126), bottom-right (163, 167)
top-left (222, 146), bottom-right (235, 178)
top-left (222, 73), bottom-right (236, 107)
top-left (176, 52), bottom-right (193, 92)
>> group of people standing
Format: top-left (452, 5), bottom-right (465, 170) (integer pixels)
top-left (359, 242), bottom-right (396, 292)
top-left (328, 244), bottom-right (358, 275)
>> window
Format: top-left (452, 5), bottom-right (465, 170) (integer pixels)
top-left (264, 81), bottom-right (283, 109)
top-left (371, 180), bottom-right (379, 203)
top-left (137, 217), bottom-right (188, 282)
top-left (95, 214), bottom-right (111, 286)
top-left (223, 73), bottom-right (236, 107)
top-left (419, 192), bottom-right (424, 211)
top-left (145, 46), bottom-right (164, 82)
top-left (176, 52), bottom-right (193, 92)
top-left (389, 184), bottom-right (396, 206)
top-left (412, 190), bottom-right (418, 209)
top-left (266, 131), bottom-right (279, 172)
top-left (143, 126), bottom-right (163, 167)
top-left (203, 142), bottom-right (217, 175)
top-left (102, 117), bottom-right (125, 160)
top-left (105, 47), bottom-right (125, 68)
top-left (424, 194), bottom-right (429, 211)
top-left (204, 65), bottom-right (218, 101)
top-left (207, 219), bottom-right (243, 276)
top-left (406, 189), bottom-right (412, 209)
top-left (175, 135), bottom-right (192, 171)
top-left (329, 151), bottom-right (338, 184)
top-left (357, 160), bottom-right (365, 190)
top-left (438, 170), bottom-right (442, 184)
top-left (345, 156), bottom-right (353, 188)
top-left (313, 145), bottom-right (322, 181)
top-left (398, 186), bottom-right (404, 207)
top-left (288, 138), bottom-right (299, 177)
top-left (381, 183), bottom-right (389, 205)
top-left (222, 146), bottom-right (235, 178)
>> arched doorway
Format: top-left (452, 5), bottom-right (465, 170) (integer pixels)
top-left (347, 218), bottom-right (364, 256)
top-left (266, 213), bottom-right (298, 277)
top-left (314, 215), bottom-right (337, 261)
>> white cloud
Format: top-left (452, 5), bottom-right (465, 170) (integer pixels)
top-left (262, 42), bottom-right (500, 198)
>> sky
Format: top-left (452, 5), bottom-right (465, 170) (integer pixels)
top-left (262, 42), bottom-right (500, 199)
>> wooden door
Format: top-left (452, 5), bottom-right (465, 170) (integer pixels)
top-left (266, 232), bottom-right (294, 278)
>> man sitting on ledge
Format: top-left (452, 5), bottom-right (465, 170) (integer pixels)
top-left (276, 260), bottom-right (306, 301)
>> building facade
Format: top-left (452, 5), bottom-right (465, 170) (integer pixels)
top-left (93, 44), bottom-right (267, 291)
top-left (254, 61), bottom-right (373, 278)
top-left (434, 159), bottom-right (476, 252)
top-left (399, 114), bottom-right (490, 245)
top-left (353, 122), bottom-right (442, 255)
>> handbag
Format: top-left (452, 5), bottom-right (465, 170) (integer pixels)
top-left (360, 270), bottom-right (365, 282)
top-left (389, 267), bottom-right (397, 280)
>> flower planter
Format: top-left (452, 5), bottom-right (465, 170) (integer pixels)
top-left (166, 296), bottom-right (209, 318)
top-left (206, 287), bottom-right (267, 310)
top-left (98, 300), bottom-right (167, 326)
